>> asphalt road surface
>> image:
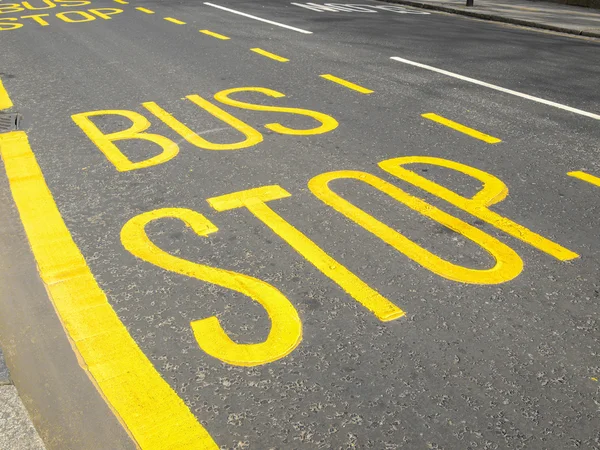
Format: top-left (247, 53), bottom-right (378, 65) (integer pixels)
top-left (1, 0), bottom-right (599, 449)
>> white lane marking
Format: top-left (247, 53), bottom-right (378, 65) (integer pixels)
top-left (391, 56), bottom-right (600, 121)
top-left (291, 3), bottom-right (429, 14)
top-left (203, 2), bottom-right (313, 34)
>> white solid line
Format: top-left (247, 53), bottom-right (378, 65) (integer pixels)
top-left (203, 2), bottom-right (313, 34)
top-left (391, 56), bottom-right (600, 121)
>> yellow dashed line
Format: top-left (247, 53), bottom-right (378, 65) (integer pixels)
top-left (164, 17), bottom-right (186, 24)
top-left (422, 113), bottom-right (502, 144)
top-left (200, 29), bottom-right (230, 40)
top-left (135, 6), bottom-right (154, 14)
top-left (250, 48), bottom-right (289, 62)
top-left (568, 171), bottom-right (600, 187)
top-left (113, 0), bottom-right (128, 4)
top-left (320, 74), bottom-right (373, 94)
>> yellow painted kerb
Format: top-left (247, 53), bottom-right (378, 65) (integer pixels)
top-left (0, 80), bottom-right (13, 110)
top-left (0, 96), bottom-right (217, 448)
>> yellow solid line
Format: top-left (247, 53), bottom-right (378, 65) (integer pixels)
top-left (0, 87), bottom-right (217, 449)
top-left (422, 113), bottom-right (501, 144)
top-left (568, 171), bottom-right (600, 187)
top-left (136, 6), bottom-right (154, 14)
top-left (250, 48), bottom-right (289, 62)
top-left (0, 79), bottom-right (13, 110)
top-left (199, 29), bottom-right (230, 40)
top-left (164, 17), bottom-right (186, 24)
top-left (113, 0), bottom-right (128, 4)
top-left (320, 74), bottom-right (373, 94)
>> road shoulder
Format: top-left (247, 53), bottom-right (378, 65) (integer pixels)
top-left (377, 0), bottom-right (600, 37)
top-left (0, 347), bottom-right (46, 450)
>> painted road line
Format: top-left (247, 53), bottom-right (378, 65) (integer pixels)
top-left (164, 17), bottom-right (186, 24)
top-left (422, 113), bottom-right (501, 144)
top-left (204, 2), bottom-right (313, 34)
top-left (200, 29), bottom-right (230, 40)
top-left (0, 80), bottom-right (13, 110)
top-left (136, 7), bottom-right (155, 14)
top-left (391, 57), bottom-right (600, 121)
top-left (113, 0), bottom-right (128, 4)
top-left (250, 48), bottom-right (289, 62)
top-left (320, 74), bottom-right (373, 94)
top-left (568, 171), bottom-right (600, 187)
top-left (0, 85), bottom-right (217, 447)
top-left (0, 131), bottom-right (218, 449)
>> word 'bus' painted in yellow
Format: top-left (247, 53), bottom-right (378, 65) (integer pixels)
top-left (0, 0), bottom-right (91, 13)
top-left (72, 87), bottom-right (339, 171)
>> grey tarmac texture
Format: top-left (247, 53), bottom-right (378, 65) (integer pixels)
top-left (0, 0), bottom-right (599, 449)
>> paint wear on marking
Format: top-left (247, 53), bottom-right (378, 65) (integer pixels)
top-left (203, 2), bottom-right (313, 34)
top-left (320, 74), bottom-right (373, 94)
top-left (422, 113), bottom-right (501, 144)
top-left (251, 48), bottom-right (289, 62)
top-left (391, 57), bottom-right (600, 121)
